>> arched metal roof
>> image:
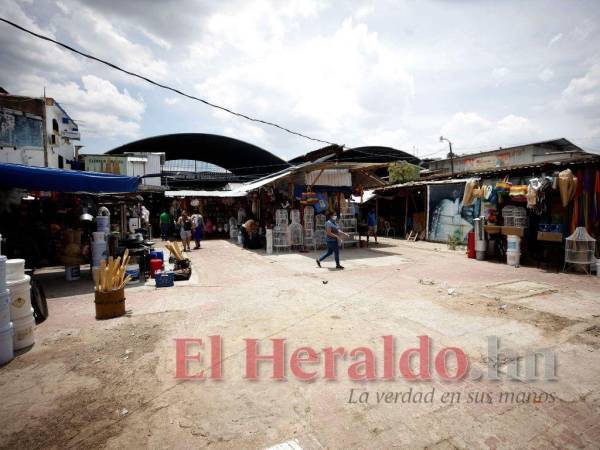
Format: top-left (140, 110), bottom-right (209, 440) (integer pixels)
top-left (288, 145), bottom-right (420, 166)
top-left (106, 133), bottom-right (290, 178)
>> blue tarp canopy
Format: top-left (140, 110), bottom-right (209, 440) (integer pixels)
top-left (0, 163), bottom-right (140, 193)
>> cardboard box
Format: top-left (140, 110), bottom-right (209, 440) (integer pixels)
top-left (501, 226), bottom-right (525, 237)
top-left (537, 231), bottom-right (563, 242)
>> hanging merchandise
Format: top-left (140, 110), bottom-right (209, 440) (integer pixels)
top-left (558, 169), bottom-right (578, 207)
top-left (495, 176), bottom-right (512, 204)
top-left (527, 178), bottom-right (540, 209)
top-left (509, 184), bottom-right (528, 202)
top-left (300, 192), bottom-right (319, 205)
top-left (462, 179), bottom-right (477, 207)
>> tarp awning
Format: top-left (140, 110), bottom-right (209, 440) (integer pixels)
top-left (165, 190), bottom-right (246, 198)
top-left (0, 163), bottom-right (140, 193)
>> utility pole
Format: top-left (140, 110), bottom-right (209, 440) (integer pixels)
top-left (439, 136), bottom-right (454, 176)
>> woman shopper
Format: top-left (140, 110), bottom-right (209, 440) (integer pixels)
top-left (316, 211), bottom-right (349, 269)
top-left (177, 210), bottom-right (193, 252)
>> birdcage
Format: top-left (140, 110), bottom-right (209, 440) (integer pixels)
top-left (276, 209), bottom-right (289, 226)
top-left (303, 206), bottom-right (314, 229)
top-left (315, 214), bottom-right (326, 229)
top-left (303, 228), bottom-right (316, 251)
top-left (273, 224), bottom-right (290, 252)
top-left (289, 222), bottom-right (303, 248)
top-left (564, 227), bottom-right (596, 273)
top-left (502, 205), bottom-right (528, 228)
top-left (290, 209), bottom-right (301, 224)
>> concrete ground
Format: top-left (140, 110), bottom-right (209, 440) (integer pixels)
top-left (1, 238), bottom-right (599, 449)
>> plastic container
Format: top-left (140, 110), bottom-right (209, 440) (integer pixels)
top-left (91, 241), bottom-right (108, 267)
top-left (0, 322), bottom-right (14, 365)
top-left (125, 264), bottom-right (140, 280)
top-left (96, 216), bottom-right (110, 232)
top-left (506, 235), bottom-right (521, 252)
top-left (0, 255), bottom-right (6, 293)
top-left (149, 250), bottom-right (164, 262)
top-left (6, 275), bottom-right (31, 320)
top-left (155, 271), bottom-right (174, 288)
top-left (65, 266), bottom-right (81, 281)
top-left (467, 231), bottom-right (476, 259)
top-left (6, 259), bottom-right (25, 282)
top-left (506, 251), bottom-right (521, 267)
top-left (0, 290), bottom-right (10, 328)
top-left (149, 259), bottom-right (163, 278)
top-left (596, 262), bottom-right (600, 278)
top-left (13, 311), bottom-right (34, 350)
top-left (92, 231), bottom-right (107, 242)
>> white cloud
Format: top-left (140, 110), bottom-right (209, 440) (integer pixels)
top-left (548, 33), bottom-right (562, 46)
top-left (492, 67), bottom-right (510, 80)
top-left (539, 67), bottom-right (554, 82)
top-left (560, 64), bottom-right (600, 114)
top-left (440, 112), bottom-right (540, 152)
top-left (15, 74), bottom-right (145, 138)
top-left (164, 97), bottom-right (179, 106)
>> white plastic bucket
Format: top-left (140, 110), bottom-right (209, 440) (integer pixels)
top-left (92, 231), bottom-right (107, 242)
top-left (96, 216), bottom-right (110, 232)
top-left (266, 229), bottom-right (273, 254)
top-left (506, 235), bottom-right (521, 252)
top-left (6, 275), bottom-right (31, 320)
top-left (91, 241), bottom-right (108, 267)
top-left (13, 312), bottom-right (34, 350)
top-left (0, 290), bottom-right (10, 328)
top-left (6, 259), bottom-right (25, 282)
top-left (507, 251), bottom-right (521, 267)
top-left (596, 262), bottom-right (600, 278)
top-left (0, 322), bottom-right (14, 365)
top-left (126, 264), bottom-right (140, 280)
top-left (92, 266), bottom-right (101, 286)
top-left (0, 255), bottom-right (6, 293)
top-left (66, 266), bottom-right (81, 281)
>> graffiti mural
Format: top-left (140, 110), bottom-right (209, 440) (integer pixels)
top-left (427, 183), bottom-right (477, 243)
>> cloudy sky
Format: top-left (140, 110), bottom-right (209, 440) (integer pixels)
top-left (1, 0), bottom-right (599, 161)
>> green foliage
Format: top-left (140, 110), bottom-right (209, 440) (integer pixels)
top-left (388, 161), bottom-right (420, 184)
top-left (447, 230), bottom-right (463, 250)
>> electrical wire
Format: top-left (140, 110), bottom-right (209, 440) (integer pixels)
top-left (0, 17), bottom-right (338, 147)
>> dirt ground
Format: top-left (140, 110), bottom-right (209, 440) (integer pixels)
top-left (1, 238), bottom-right (599, 449)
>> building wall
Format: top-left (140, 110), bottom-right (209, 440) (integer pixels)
top-left (84, 153), bottom-right (163, 186)
top-left (0, 96), bottom-right (79, 169)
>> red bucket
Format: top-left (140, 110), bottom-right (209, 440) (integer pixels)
top-left (467, 231), bottom-right (476, 259)
top-left (149, 258), bottom-right (164, 278)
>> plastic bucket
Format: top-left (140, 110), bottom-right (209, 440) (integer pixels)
top-left (6, 275), bottom-right (31, 320)
top-left (66, 266), bottom-right (81, 281)
top-left (13, 312), bottom-right (35, 350)
top-left (96, 216), bottom-right (110, 232)
top-left (506, 235), bottom-right (521, 252)
top-left (92, 231), bottom-right (107, 242)
top-left (91, 241), bottom-right (108, 267)
top-left (125, 264), bottom-right (140, 281)
top-left (149, 259), bottom-right (163, 278)
top-left (0, 322), bottom-right (14, 365)
top-left (6, 259), bottom-right (25, 282)
top-left (149, 251), bottom-right (164, 262)
top-left (507, 250), bottom-right (521, 267)
top-left (0, 255), bottom-right (6, 293)
top-left (0, 290), bottom-right (10, 328)
top-left (596, 262), bottom-right (600, 278)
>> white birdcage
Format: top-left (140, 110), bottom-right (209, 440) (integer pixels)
top-left (273, 224), bottom-right (290, 252)
top-left (564, 227), bottom-right (596, 273)
top-left (303, 228), bottom-right (316, 250)
top-left (276, 209), bottom-right (289, 226)
top-left (290, 209), bottom-right (301, 224)
top-left (315, 214), bottom-right (326, 229)
top-left (289, 222), bottom-right (303, 248)
top-left (303, 206), bottom-right (314, 229)
top-left (502, 206), bottom-right (527, 228)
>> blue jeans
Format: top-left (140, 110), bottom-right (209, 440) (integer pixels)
top-left (319, 240), bottom-right (340, 265)
top-left (161, 223), bottom-right (169, 240)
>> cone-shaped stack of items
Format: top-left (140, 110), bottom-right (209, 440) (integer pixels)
top-left (6, 258), bottom-right (35, 351)
top-left (0, 254), bottom-right (14, 364)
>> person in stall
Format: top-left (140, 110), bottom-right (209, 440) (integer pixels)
top-left (240, 219), bottom-right (260, 249)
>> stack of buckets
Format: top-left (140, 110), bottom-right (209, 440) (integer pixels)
top-left (506, 235), bottom-right (521, 267)
top-left (473, 218), bottom-right (487, 261)
top-left (92, 215), bottom-right (110, 285)
top-left (5, 258), bottom-right (35, 356)
top-left (0, 255), bottom-right (13, 364)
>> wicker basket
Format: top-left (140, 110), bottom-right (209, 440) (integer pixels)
top-left (94, 287), bottom-right (126, 320)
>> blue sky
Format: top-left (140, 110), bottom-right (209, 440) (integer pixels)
top-left (1, 0), bottom-right (599, 161)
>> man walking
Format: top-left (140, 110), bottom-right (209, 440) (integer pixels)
top-left (366, 207), bottom-right (378, 246)
top-left (316, 211), bottom-right (348, 269)
top-left (159, 209), bottom-right (170, 241)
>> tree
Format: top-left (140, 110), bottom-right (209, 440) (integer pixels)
top-left (388, 161), bottom-right (420, 184)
